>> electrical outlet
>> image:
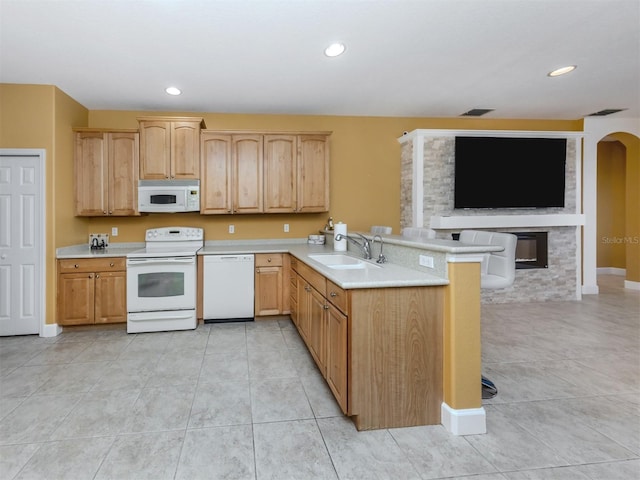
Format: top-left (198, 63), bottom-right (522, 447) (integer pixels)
top-left (229, 224), bottom-right (235, 234)
top-left (419, 254), bottom-right (434, 268)
top-left (111, 227), bottom-right (118, 236)
top-left (284, 223), bottom-right (289, 233)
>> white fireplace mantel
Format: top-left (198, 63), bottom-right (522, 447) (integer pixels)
top-left (430, 214), bottom-right (585, 230)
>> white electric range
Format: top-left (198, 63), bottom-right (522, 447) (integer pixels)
top-left (126, 227), bottom-right (203, 333)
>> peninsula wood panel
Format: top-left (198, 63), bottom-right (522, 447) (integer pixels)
top-left (348, 286), bottom-right (444, 430)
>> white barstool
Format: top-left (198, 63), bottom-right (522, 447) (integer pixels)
top-left (459, 230), bottom-right (517, 399)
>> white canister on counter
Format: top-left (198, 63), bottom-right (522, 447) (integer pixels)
top-left (334, 222), bottom-right (347, 251)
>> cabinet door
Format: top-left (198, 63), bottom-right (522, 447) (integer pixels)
top-left (201, 133), bottom-right (233, 214)
top-left (57, 273), bottom-right (95, 325)
top-left (264, 135), bottom-right (296, 213)
top-left (139, 121), bottom-right (171, 179)
top-left (254, 265), bottom-right (283, 316)
top-left (75, 132), bottom-right (108, 216)
top-left (232, 134), bottom-right (263, 213)
top-left (94, 271), bottom-right (127, 324)
top-left (297, 277), bottom-right (310, 342)
top-left (171, 121), bottom-right (200, 179)
top-left (327, 303), bottom-right (348, 413)
top-left (297, 135), bottom-right (329, 212)
top-left (108, 132), bottom-right (139, 216)
top-left (308, 287), bottom-right (327, 375)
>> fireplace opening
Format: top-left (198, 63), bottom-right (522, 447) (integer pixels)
top-left (453, 231), bottom-right (549, 269)
top-left (514, 231), bottom-right (548, 269)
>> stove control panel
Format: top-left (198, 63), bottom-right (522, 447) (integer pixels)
top-left (145, 227), bottom-right (204, 242)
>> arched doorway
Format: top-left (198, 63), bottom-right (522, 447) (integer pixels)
top-left (583, 118), bottom-right (640, 293)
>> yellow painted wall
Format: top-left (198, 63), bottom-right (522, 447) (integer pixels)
top-left (83, 110), bottom-right (582, 243)
top-left (597, 141), bottom-right (627, 268)
top-left (0, 83), bottom-right (584, 326)
top-left (0, 83), bottom-right (88, 326)
top-left (610, 133), bottom-right (640, 282)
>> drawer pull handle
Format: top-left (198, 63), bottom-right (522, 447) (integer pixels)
top-left (74, 264), bottom-right (79, 268)
top-left (95, 274), bottom-right (100, 279)
top-left (256, 268), bottom-right (260, 273)
top-left (330, 291), bottom-right (337, 297)
top-left (110, 262), bottom-right (114, 267)
top-left (268, 258), bottom-right (272, 262)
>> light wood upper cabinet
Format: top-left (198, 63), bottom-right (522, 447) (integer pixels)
top-left (264, 135), bottom-right (296, 212)
top-left (298, 134), bottom-right (330, 212)
top-left (138, 117), bottom-right (204, 180)
top-left (201, 130), bottom-right (330, 214)
top-left (200, 132), bottom-right (263, 214)
top-left (200, 133), bottom-right (233, 214)
top-left (74, 130), bottom-right (139, 216)
top-left (233, 134), bottom-right (263, 213)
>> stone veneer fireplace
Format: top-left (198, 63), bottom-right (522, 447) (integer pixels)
top-left (399, 129), bottom-right (584, 304)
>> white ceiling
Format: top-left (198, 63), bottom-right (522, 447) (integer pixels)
top-left (1, 0), bottom-right (638, 120)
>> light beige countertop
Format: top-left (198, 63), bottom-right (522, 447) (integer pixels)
top-left (199, 239), bottom-right (448, 288)
top-left (56, 243), bottom-right (144, 259)
top-left (56, 235), bottom-right (500, 289)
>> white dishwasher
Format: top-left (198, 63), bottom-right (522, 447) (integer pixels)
top-left (203, 254), bottom-right (255, 322)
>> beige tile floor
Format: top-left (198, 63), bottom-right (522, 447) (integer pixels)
top-left (0, 275), bottom-right (638, 479)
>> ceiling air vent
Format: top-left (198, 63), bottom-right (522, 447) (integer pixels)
top-left (460, 108), bottom-right (494, 117)
top-left (587, 108), bottom-right (627, 116)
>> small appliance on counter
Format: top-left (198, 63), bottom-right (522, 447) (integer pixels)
top-left (89, 233), bottom-right (109, 250)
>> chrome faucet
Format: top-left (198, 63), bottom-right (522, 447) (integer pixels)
top-left (373, 234), bottom-right (387, 264)
top-left (335, 233), bottom-right (372, 260)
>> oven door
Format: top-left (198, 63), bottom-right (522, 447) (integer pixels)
top-left (126, 256), bottom-right (196, 313)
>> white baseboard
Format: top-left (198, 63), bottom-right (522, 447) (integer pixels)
top-left (625, 280), bottom-right (640, 291)
top-left (597, 267), bottom-right (626, 276)
top-left (40, 323), bottom-right (62, 337)
top-left (441, 402), bottom-right (486, 435)
top-left (582, 284), bottom-right (599, 295)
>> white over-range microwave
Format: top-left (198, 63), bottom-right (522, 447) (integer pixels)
top-left (138, 180), bottom-right (200, 213)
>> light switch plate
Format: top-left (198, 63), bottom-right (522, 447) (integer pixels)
top-left (89, 233), bottom-right (109, 248)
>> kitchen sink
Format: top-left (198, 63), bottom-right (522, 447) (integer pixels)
top-left (307, 253), bottom-right (380, 270)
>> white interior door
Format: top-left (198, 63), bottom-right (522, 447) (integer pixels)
top-left (0, 150), bottom-right (45, 336)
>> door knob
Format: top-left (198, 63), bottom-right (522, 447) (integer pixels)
top-left (0, 254), bottom-right (6, 260)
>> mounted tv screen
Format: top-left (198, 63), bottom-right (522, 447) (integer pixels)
top-left (454, 136), bottom-right (567, 209)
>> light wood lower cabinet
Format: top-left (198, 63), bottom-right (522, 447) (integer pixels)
top-left (254, 254), bottom-right (283, 316)
top-left (291, 255), bottom-right (444, 430)
top-left (57, 258), bottom-right (126, 325)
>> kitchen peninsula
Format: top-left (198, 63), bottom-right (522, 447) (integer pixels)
top-left (57, 234), bottom-right (498, 435)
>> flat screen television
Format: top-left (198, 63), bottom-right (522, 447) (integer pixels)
top-left (454, 136), bottom-right (567, 209)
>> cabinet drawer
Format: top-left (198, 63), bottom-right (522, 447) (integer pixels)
top-left (255, 253), bottom-right (283, 267)
top-left (326, 280), bottom-right (348, 314)
top-left (58, 257), bottom-right (126, 273)
top-left (295, 261), bottom-right (326, 297)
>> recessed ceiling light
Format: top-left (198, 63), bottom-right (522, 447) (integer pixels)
top-left (324, 43), bottom-right (346, 57)
top-left (165, 86), bottom-right (182, 96)
top-left (547, 65), bottom-right (577, 77)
